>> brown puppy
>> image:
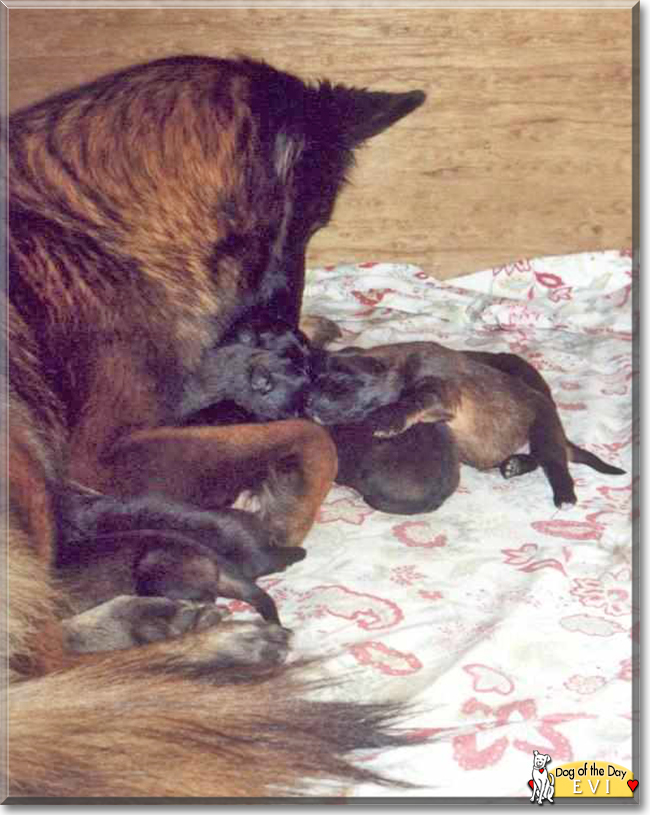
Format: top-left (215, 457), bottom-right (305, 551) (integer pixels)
top-left (307, 344), bottom-right (624, 508)
top-left (7, 55), bottom-right (426, 798)
top-left (330, 421), bottom-right (461, 515)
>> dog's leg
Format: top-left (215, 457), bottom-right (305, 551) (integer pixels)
top-left (104, 420), bottom-right (338, 546)
top-left (63, 595), bottom-right (290, 664)
top-left (369, 377), bottom-right (459, 439)
top-left (63, 595), bottom-right (225, 653)
top-left (547, 777), bottom-right (554, 803)
top-left (528, 407), bottom-right (576, 508)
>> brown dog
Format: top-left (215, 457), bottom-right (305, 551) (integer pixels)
top-left (306, 344), bottom-right (625, 508)
top-left (6, 55), bottom-right (425, 798)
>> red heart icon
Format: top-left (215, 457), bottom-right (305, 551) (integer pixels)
top-left (628, 779), bottom-right (638, 792)
top-left (539, 768), bottom-right (544, 773)
top-left (528, 780), bottom-right (534, 789)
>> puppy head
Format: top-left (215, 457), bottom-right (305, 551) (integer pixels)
top-left (220, 313), bottom-right (313, 420)
top-left (305, 351), bottom-right (392, 425)
top-left (244, 348), bottom-right (311, 419)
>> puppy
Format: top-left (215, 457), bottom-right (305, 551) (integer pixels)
top-left (306, 343), bottom-right (625, 508)
top-left (181, 319), bottom-right (461, 515)
top-left (58, 487), bottom-right (305, 625)
top-left (177, 310), bottom-right (312, 423)
top-left (330, 421), bottom-right (460, 515)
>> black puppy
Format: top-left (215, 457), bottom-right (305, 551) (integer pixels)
top-left (306, 343), bottom-right (625, 508)
top-left (178, 309), bottom-right (313, 424)
top-left (58, 487), bottom-right (304, 625)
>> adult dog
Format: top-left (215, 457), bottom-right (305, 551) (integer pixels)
top-left (5, 55), bottom-right (425, 798)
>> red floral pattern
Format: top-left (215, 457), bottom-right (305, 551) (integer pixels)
top-left (242, 252), bottom-right (635, 795)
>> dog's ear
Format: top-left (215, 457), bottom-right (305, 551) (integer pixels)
top-left (533, 750), bottom-right (539, 757)
top-left (327, 85), bottom-right (426, 146)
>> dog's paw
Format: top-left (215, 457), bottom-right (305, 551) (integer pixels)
top-left (499, 454), bottom-right (537, 479)
top-left (210, 620), bottom-right (292, 667)
top-left (553, 486), bottom-right (578, 509)
top-left (546, 462), bottom-right (578, 508)
top-left (64, 596), bottom-right (228, 653)
top-left (133, 598), bottom-right (227, 644)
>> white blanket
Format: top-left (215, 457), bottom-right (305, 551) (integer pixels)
top-left (228, 251), bottom-right (635, 798)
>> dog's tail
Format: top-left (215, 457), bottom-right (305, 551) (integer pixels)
top-left (567, 441), bottom-right (626, 475)
top-left (7, 647), bottom-right (418, 798)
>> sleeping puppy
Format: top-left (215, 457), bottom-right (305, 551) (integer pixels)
top-left (58, 488), bottom-right (305, 625)
top-left (329, 421), bottom-right (460, 515)
top-left (177, 309), bottom-right (313, 423)
top-left (306, 343), bottom-right (625, 508)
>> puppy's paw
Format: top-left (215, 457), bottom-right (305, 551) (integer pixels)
top-left (373, 427), bottom-right (402, 439)
top-left (499, 454), bottom-right (538, 479)
top-left (546, 462), bottom-right (578, 508)
top-left (553, 487), bottom-right (578, 509)
top-left (210, 620), bottom-right (291, 667)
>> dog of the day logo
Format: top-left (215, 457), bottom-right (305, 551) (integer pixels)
top-left (529, 750), bottom-right (554, 804)
top-left (527, 753), bottom-right (637, 802)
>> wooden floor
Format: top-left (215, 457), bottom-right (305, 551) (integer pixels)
top-left (6, 6), bottom-right (634, 280)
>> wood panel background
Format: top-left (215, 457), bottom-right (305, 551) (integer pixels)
top-left (6, 6), bottom-right (633, 279)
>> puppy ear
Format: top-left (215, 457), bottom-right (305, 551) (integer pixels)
top-left (533, 750), bottom-right (539, 757)
top-left (326, 84), bottom-right (426, 146)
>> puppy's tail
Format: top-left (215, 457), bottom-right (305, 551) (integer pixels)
top-left (567, 441), bottom-right (626, 475)
top-left (7, 647), bottom-right (420, 799)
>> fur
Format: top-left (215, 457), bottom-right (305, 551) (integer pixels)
top-left (58, 489), bottom-right (306, 625)
top-left (5, 54), bottom-right (426, 798)
top-left (307, 344), bottom-right (625, 508)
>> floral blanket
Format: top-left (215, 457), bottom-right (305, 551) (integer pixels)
top-left (229, 251), bottom-right (636, 799)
